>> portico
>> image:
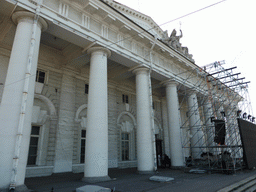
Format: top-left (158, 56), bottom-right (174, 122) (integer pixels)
top-left (0, 0), bottom-right (211, 190)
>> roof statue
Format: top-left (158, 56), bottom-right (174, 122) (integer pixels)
top-left (170, 29), bottom-right (183, 51)
top-left (162, 29), bottom-right (194, 61)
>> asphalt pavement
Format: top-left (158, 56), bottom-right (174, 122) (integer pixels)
top-left (25, 167), bottom-right (256, 192)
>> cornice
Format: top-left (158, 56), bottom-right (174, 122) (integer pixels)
top-left (102, 0), bottom-right (163, 36)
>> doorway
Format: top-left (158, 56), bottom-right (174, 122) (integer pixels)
top-left (156, 139), bottom-right (163, 167)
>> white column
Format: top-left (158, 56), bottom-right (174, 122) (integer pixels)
top-left (225, 106), bottom-right (234, 146)
top-left (0, 11), bottom-right (47, 190)
top-left (203, 100), bottom-right (215, 151)
top-left (225, 104), bottom-right (241, 157)
top-left (133, 67), bottom-right (154, 173)
top-left (165, 81), bottom-right (184, 167)
top-left (187, 92), bottom-right (204, 159)
top-left (83, 47), bottom-right (111, 182)
top-left (53, 71), bottom-right (76, 173)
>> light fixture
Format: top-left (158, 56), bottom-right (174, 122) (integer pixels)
top-left (237, 110), bottom-right (242, 117)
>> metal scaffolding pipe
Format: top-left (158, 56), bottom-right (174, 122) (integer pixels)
top-left (223, 77), bottom-right (245, 84)
top-left (229, 81), bottom-right (250, 88)
top-left (208, 66), bottom-right (237, 76)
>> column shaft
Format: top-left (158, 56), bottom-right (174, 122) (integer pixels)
top-left (165, 82), bottom-right (183, 167)
top-left (203, 101), bottom-right (215, 151)
top-left (83, 47), bottom-right (111, 182)
top-left (134, 67), bottom-right (154, 173)
top-left (187, 93), bottom-right (204, 159)
top-left (0, 12), bottom-right (46, 189)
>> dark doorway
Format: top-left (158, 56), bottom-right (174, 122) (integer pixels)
top-left (156, 139), bottom-right (163, 167)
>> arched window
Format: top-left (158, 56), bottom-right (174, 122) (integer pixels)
top-left (120, 121), bottom-right (134, 161)
top-left (117, 112), bottom-right (136, 161)
top-left (28, 94), bottom-right (56, 166)
top-left (75, 104), bottom-right (88, 164)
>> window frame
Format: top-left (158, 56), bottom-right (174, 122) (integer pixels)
top-left (121, 132), bottom-right (130, 161)
top-left (85, 84), bottom-right (89, 94)
top-left (122, 94), bottom-right (129, 104)
top-left (27, 126), bottom-right (41, 166)
top-left (35, 69), bottom-right (48, 84)
top-left (80, 129), bottom-right (86, 164)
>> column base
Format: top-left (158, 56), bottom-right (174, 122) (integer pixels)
top-left (82, 176), bottom-right (111, 183)
top-left (171, 166), bottom-right (184, 170)
top-left (137, 170), bottom-right (155, 175)
top-left (0, 184), bottom-right (29, 192)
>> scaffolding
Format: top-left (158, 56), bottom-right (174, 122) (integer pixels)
top-left (176, 61), bottom-right (253, 174)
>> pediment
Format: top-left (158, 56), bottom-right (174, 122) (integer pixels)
top-left (102, 0), bottom-right (164, 38)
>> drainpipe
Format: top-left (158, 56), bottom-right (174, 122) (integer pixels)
top-left (9, 0), bottom-right (42, 190)
top-left (149, 35), bottom-right (158, 171)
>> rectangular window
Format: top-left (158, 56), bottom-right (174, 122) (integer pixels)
top-left (122, 94), bottom-right (128, 104)
top-left (27, 126), bottom-right (40, 165)
top-left (121, 133), bottom-right (129, 161)
top-left (36, 70), bottom-right (46, 83)
top-left (85, 84), bottom-right (89, 94)
top-left (80, 130), bottom-right (86, 163)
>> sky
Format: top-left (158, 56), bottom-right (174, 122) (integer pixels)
top-left (115, 0), bottom-right (256, 116)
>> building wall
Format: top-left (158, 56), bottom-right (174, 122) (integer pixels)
top-left (0, 23), bottom-right (176, 177)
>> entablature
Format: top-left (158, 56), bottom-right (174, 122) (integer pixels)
top-left (15, 0), bottom-right (206, 95)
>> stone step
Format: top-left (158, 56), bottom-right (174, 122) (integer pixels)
top-left (233, 180), bottom-right (256, 192)
top-left (217, 175), bottom-right (256, 192)
top-left (244, 184), bottom-right (256, 192)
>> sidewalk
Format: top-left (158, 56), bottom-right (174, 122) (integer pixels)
top-left (25, 168), bottom-right (256, 192)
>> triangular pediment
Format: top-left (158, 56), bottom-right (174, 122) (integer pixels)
top-left (102, 0), bottom-right (164, 38)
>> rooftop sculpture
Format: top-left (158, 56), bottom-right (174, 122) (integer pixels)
top-left (162, 29), bottom-right (194, 61)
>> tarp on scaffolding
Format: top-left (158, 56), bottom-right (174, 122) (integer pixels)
top-left (238, 118), bottom-right (256, 169)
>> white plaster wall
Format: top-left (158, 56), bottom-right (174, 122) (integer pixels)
top-left (36, 44), bottom-right (63, 166)
top-left (108, 87), bottom-right (119, 168)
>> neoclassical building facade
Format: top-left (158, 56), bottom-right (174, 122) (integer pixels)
top-left (0, 0), bottom-right (240, 190)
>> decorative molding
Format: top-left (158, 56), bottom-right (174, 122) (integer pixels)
top-left (34, 94), bottom-right (57, 117)
top-left (117, 111), bottom-right (136, 126)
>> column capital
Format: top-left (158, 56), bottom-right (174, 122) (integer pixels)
top-left (187, 88), bottom-right (198, 96)
top-left (87, 47), bottom-right (111, 58)
top-left (132, 66), bottom-right (149, 75)
top-left (162, 80), bottom-right (178, 87)
top-left (12, 11), bottom-right (48, 31)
